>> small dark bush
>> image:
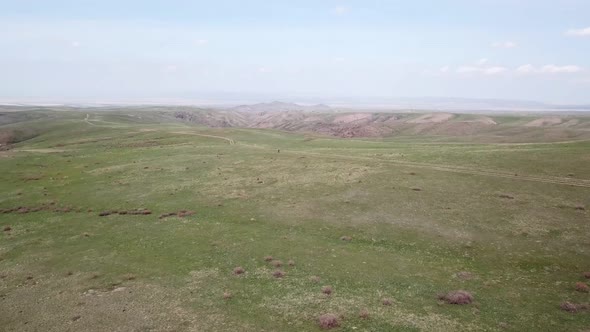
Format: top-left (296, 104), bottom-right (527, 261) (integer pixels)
top-left (321, 286), bottom-right (333, 295)
top-left (438, 290), bottom-right (473, 305)
top-left (359, 308), bottom-right (369, 319)
top-left (318, 314), bottom-right (340, 330)
top-left (233, 267), bottom-right (245, 275)
top-left (575, 282), bottom-right (589, 293)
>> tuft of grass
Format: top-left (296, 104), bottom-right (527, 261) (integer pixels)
top-left (359, 308), bottom-right (369, 319)
top-left (317, 313), bottom-right (340, 330)
top-left (560, 301), bottom-right (588, 313)
top-left (438, 290), bottom-right (473, 305)
top-left (575, 282), bottom-right (589, 293)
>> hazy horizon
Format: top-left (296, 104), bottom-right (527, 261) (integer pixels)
top-left (1, 0), bottom-right (590, 104)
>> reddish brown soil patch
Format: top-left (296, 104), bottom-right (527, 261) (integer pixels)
top-left (233, 267), bottom-right (245, 275)
top-left (359, 308), bottom-right (370, 319)
top-left (456, 271), bottom-right (474, 280)
top-left (438, 290), bottom-right (473, 305)
top-left (317, 314), bottom-right (340, 330)
top-left (321, 286), bottom-right (333, 295)
top-left (272, 270), bottom-right (285, 278)
top-left (583, 272), bottom-right (590, 279)
top-left (575, 282), bottom-right (589, 293)
top-left (560, 301), bottom-right (589, 313)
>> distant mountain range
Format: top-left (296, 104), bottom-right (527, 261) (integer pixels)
top-left (231, 101), bottom-right (332, 112)
top-left (1, 97), bottom-right (590, 111)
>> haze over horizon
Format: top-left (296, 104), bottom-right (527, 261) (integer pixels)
top-left (1, 0), bottom-right (590, 104)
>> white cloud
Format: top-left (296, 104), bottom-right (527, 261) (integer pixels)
top-left (516, 64), bottom-right (535, 74)
top-left (456, 59), bottom-right (507, 76)
top-left (485, 66), bottom-right (508, 75)
top-left (196, 39), bottom-right (209, 46)
top-left (477, 58), bottom-right (488, 65)
top-left (258, 67), bottom-right (271, 73)
top-left (439, 66), bottom-right (450, 73)
top-left (566, 27), bottom-right (590, 37)
top-left (71, 41), bottom-right (81, 48)
top-left (517, 64), bottom-right (583, 74)
top-left (457, 66), bottom-right (507, 75)
top-left (333, 57), bottom-right (346, 63)
top-left (492, 41), bottom-right (517, 49)
top-left (332, 6), bottom-right (350, 16)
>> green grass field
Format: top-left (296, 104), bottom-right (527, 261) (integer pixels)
top-left (1, 109), bottom-right (589, 331)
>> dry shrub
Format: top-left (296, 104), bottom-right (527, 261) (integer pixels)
top-left (359, 308), bottom-right (370, 319)
top-left (272, 270), bottom-right (285, 278)
top-left (317, 313), bottom-right (340, 330)
top-left (98, 211), bottom-right (112, 217)
top-left (438, 290), bottom-right (473, 305)
top-left (560, 301), bottom-right (588, 313)
top-left (123, 273), bottom-right (136, 281)
top-left (223, 291), bottom-right (232, 299)
top-left (159, 212), bottom-right (177, 219)
top-left (118, 211), bottom-right (128, 215)
top-left (340, 236), bottom-right (352, 242)
top-left (321, 286), bottom-right (333, 295)
top-left (575, 205), bottom-right (586, 211)
top-left (498, 194), bottom-right (514, 199)
top-left (382, 298), bottom-right (393, 306)
top-left (584, 272), bottom-right (590, 279)
top-left (178, 210), bottom-right (194, 217)
top-left (575, 282), bottom-right (589, 293)
top-left (233, 267), bottom-right (245, 275)
top-left (288, 259), bottom-right (295, 267)
top-left (411, 187), bottom-right (422, 191)
top-left (264, 256), bottom-right (273, 262)
top-left (456, 271), bottom-right (473, 280)
top-left (310, 276), bottom-right (321, 283)
top-left (272, 260), bottom-right (283, 267)
top-left (3, 226), bottom-right (11, 232)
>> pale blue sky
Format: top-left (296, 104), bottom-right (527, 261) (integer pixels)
top-left (1, 0), bottom-right (589, 104)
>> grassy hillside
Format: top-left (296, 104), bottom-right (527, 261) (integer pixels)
top-left (1, 108), bottom-right (589, 331)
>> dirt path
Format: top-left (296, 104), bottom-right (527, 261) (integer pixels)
top-left (171, 131), bottom-right (235, 145)
top-left (282, 150), bottom-right (590, 188)
top-left (84, 114), bottom-right (98, 126)
top-left (172, 131), bottom-right (589, 188)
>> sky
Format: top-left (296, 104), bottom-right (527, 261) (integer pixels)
top-left (1, 0), bottom-right (589, 104)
